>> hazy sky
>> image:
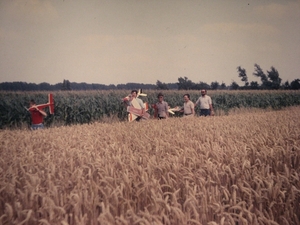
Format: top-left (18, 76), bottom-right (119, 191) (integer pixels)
top-left (0, 0), bottom-right (299, 86)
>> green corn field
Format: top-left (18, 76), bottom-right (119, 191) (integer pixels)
top-left (0, 90), bottom-right (300, 129)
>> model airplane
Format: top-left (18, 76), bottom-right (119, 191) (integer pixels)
top-left (25, 93), bottom-right (54, 114)
top-left (127, 102), bottom-right (150, 122)
top-left (151, 104), bottom-right (181, 115)
top-left (168, 106), bottom-right (182, 114)
top-left (122, 89), bottom-right (150, 122)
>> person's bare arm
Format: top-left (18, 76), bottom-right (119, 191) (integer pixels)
top-left (210, 104), bottom-right (214, 116)
top-left (191, 104), bottom-right (195, 116)
top-left (34, 106), bottom-right (47, 117)
top-left (154, 108), bottom-right (158, 118)
top-left (141, 107), bottom-right (145, 117)
top-left (194, 98), bottom-right (199, 107)
top-left (40, 110), bottom-right (47, 117)
top-left (165, 103), bottom-right (169, 118)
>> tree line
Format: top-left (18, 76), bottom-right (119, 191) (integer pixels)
top-left (1, 64), bottom-right (299, 91)
top-left (160, 64), bottom-right (299, 90)
top-left (0, 81), bottom-right (157, 91)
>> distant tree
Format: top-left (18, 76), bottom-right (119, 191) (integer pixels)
top-left (192, 81), bottom-right (210, 90)
top-left (166, 83), bottom-right (178, 89)
top-left (253, 64), bottom-right (267, 82)
top-left (237, 66), bottom-right (249, 87)
top-left (28, 83), bottom-right (39, 91)
top-left (0, 82), bottom-right (34, 91)
top-left (116, 84), bottom-right (127, 89)
top-left (249, 81), bottom-right (259, 90)
top-left (267, 66), bottom-right (281, 89)
top-left (74, 82), bottom-right (90, 90)
top-left (230, 81), bottom-right (239, 90)
top-left (210, 81), bottom-right (220, 90)
top-left (283, 81), bottom-right (290, 89)
top-left (252, 64), bottom-right (282, 89)
top-left (253, 64), bottom-right (270, 89)
top-left (290, 79), bottom-right (300, 90)
top-left (177, 76), bottom-right (194, 90)
top-left (120, 83), bottom-right (156, 90)
top-left (0, 82), bottom-right (15, 91)
top-left (220, 82), bottom-right (227, 90)
top-left (156, 80), bottom-right (169, 90)
top-left (61, 79), bottom-right (71, 91)
top-left (108, 84), bottom-right (116, 90)
top-left (39, 82), bottom-right (52, 91)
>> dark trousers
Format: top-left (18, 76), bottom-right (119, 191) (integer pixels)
top-left (200, 109), bottom-right (210, 116)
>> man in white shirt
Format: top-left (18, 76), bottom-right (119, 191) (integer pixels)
top-left (194, 89), bottom-right (214, 116)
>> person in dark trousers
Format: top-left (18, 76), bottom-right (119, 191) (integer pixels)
top-left (153, 93), bottom-right (169, 119)
top-left (194, 89), bottom-right (214, 116)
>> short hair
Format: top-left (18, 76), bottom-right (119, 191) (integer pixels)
top-left (131, 90), bottom-right (138, 94)
top-left (157, 93), bottom-right (164, 98)
top-left (30, 99), bottom-right (35, 104)
top-left (183, 94), bottom-right (190, 99)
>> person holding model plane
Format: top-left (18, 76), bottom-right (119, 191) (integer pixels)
top-left (124, 89), bottom-right (146, 122)
top-left (26, 93), bottom-right (54, 130)
top-left (180, 94), bottom-right (195, 117)
top-left (29, 99), bottom-right (47, 130)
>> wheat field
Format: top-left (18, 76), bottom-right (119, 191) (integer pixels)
top-left (0, 107), bottom-right (299, 225)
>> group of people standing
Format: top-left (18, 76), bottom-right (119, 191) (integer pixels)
top-left (184, 89), bottom-right (214, 117)
top-left (127, 89), bottom-right (214, 120)
top-left (154, 89), bottom-right (214, 119)
top-left (29, 89), bottom-right (214, 130)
